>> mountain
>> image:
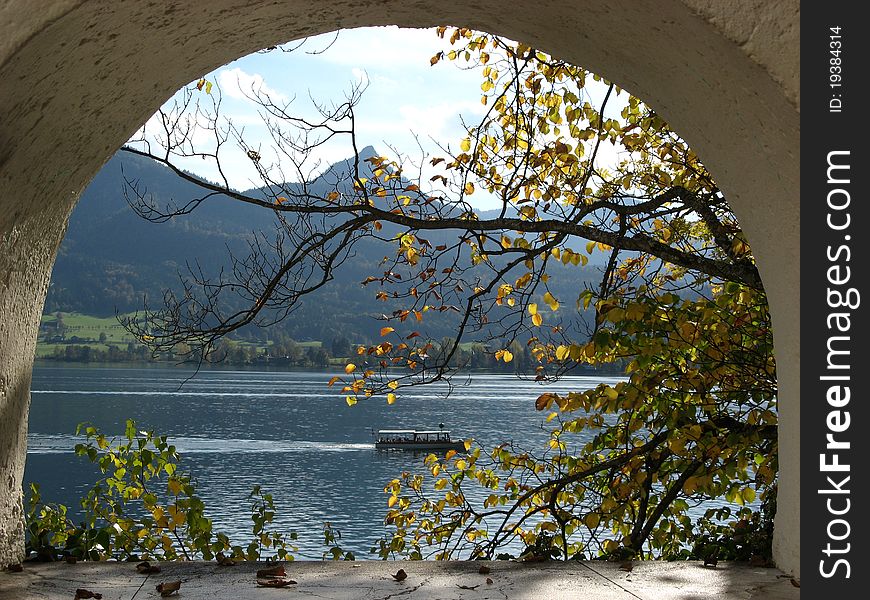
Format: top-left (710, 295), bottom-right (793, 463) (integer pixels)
top-left (46, 149), bottom-right (605, 344)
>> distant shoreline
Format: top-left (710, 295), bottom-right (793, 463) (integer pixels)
top-left (32, 358), bottom-right (625, 377)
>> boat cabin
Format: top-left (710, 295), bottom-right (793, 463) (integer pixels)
top-left (375, 428), bottom-right (465, 451)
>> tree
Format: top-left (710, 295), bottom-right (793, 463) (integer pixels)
top-left (26, 421), bottom-right (296, 562)
top-left (331, 335), bottom-right (351, 358)
top-left (121, 28), bottom-right (775, 561)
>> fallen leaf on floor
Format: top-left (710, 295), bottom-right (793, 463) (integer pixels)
top-left (478, 565), bottom-right (491, 574)
top-left (257, 565), bottom-right (286, 578)
top-left (703, 547), bottom-right (720, 568)
top-left (520, 553), bottom-right (547, 562)
top-left (256, 578), bottom-right (297, 587)
top-left (156, 580), bottom-right (181, 597)
top-left (6, 564), bottom-right (22, 573)
top-left (457, 584), bottom-right (480, 590)
top-left (791, 578), bottom-right (800, 588)
top-left (486, 578), bottom-right (493, 585)
top-left (74, 589), bottom-right (102, 599)
top-left (65, 556), bottom-right (77, 565)
top-left (136, 561), bottom-right (161, 574)
top-left (619, 561), bottom-right (634, 572)
top-left (392, 568), bottom-right (408, 581)
top-left (216, 553), bottom-right (235, 566)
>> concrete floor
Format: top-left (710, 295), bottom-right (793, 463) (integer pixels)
top-left (0, 560), bottom-right (800, 600)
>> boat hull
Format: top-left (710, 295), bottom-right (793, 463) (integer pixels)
top-left (375, 441), bottom-right (466, 452)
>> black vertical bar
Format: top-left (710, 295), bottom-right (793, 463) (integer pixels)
top-left (802, 3), bottom-right (868, 594)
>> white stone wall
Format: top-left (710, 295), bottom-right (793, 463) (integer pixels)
top-left (0, 0), bottom-right (800, 574)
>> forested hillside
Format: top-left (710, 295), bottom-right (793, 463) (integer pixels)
top-left (46, 148), bottom-right (605, 346)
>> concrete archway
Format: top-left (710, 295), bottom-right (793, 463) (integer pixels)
top-left (0, 0), bottom-right (799, 574)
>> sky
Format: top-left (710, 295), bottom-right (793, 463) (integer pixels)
top-left (132, 26), bottom-right (623, 210)
top-left (133, 28), bottom-right (488, 199)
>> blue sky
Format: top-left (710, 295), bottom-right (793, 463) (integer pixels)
top-left (134, 26), bottom-right (623, 209)
top-left (137, 28), bottom-right (490, 198)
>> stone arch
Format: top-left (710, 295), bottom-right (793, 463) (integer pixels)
top-left (0, 0), bottom-right (799, 574)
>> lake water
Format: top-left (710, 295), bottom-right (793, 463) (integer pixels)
top-left (26, 363), bottom-right (628, 559)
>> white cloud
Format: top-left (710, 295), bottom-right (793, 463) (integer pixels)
top-left (309, 27), bottom-right (445, 71)
top-left (396, 100), bottom-right (484, 142)
top-left (217, 67), bottom-right (289, 103)
top-left (351, 67), bottom-right (368, 86)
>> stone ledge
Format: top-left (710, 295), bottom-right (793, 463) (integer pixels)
top-left (0, 560), bottom-right (800, 599)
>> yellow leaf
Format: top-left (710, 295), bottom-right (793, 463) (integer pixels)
top-left (345, 396), bottom-right (357, 407)
top-left (327, 375), bottom-right (340, 387)
top-left (460, 138), bottom-right (471, 152)
top-left (586, 240), bottom-right (596, 254)
top-left (668, 437), bottom-right (686, 455)
top-left (168, 504), bottom-right (186, 525)
top-left (532, 313), bottom-right (543, 327)
top-left (528, 303), bottom-right (538, 315)
top-left (380, 327), bottom-right (395, 337)
top-left (502, 350), bottom-right (514, 363)
top-left (464, 182), bottom-right (475, 195)
top-left (683, 476), bottom-right (699, 495)
top-left (555, 345), bottom-right (570, 361)
top-left (387, 393), bottom-right (397, 405)
top-left (543, 291), bottom-right (560, 311)
top-left (167, 478), bottom-right (182, 496)
top-left (519, 206), bottom-right (537, 220)
top-left (387, 380), bottom-right (399, 390)
top-left (535, 393), bottom-right (556, 411)
top-left (584, 513), bottom-right (601, 528)
top-left (388, 495), bottom-right (398, 508)
top-left (345, 363), bottom-right (356, 374)
top-left (455, 459), bottom-right (468, 470)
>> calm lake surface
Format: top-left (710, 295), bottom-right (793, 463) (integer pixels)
top-left (26, 363), bottom-right (627, 559)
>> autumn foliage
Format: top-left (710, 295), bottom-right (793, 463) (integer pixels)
top-left (118, 28), bottom-right (776, 562)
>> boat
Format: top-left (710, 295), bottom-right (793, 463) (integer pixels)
top-left (374, 426), bottom-right (466, 452)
